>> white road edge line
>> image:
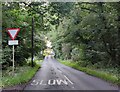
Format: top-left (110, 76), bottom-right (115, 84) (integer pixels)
top-left (64, 75), bottom-right (73, 84)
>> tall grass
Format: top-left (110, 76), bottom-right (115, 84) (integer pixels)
top-left (60, 60), bottom-right (119, 85)
top-left (1, 61), bottom-right (41, 88)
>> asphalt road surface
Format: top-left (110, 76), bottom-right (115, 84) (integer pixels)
top-left (24, 56), bottom-right (119, 91)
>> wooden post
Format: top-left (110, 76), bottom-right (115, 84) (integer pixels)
top-left (31, 17), bottom-right (34, 67)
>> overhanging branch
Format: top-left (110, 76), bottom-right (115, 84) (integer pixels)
top-left (81, 7), bottom-right (98, 13)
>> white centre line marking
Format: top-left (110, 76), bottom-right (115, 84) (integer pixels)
top-left (63, 75), bottom-right (73, 85)
top-left (58, 69), bottom-right (62, 73)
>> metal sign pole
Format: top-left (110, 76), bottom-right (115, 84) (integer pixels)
top-left (12, 45), bottom-right (15, 74)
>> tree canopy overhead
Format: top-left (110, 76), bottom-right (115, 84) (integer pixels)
top-left (2, 2), bottom-right (120, 69)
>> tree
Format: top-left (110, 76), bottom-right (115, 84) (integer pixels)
top-left (2, 2), bottom-right (46, 68)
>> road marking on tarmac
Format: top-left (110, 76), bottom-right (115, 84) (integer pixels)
top-left (58, 69), bottom-right (62, 73)
top-left (31, 79), bottom-right (69, 86)
top-left (63, 75), bottom-right (73, 85)
top-left (31, 69), bottom-right (73, 86)
top-left (31, 80), bottom-right (47, 86)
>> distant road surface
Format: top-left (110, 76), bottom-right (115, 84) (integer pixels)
top-left (24, 56), bottom-right (119, 91)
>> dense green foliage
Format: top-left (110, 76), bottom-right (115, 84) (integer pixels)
top-left (47, 2), bottom-right (120, 69)
top-left (2, 2), bottom-right (46, 69)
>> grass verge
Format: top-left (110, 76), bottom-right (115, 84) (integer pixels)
top-left (59, 60), bottom-right (119, 85)
top-left (1, 60), bottom-right (41, 88)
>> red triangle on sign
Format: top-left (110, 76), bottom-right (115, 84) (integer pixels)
top-left (7, 28), bottom-right (20, 40)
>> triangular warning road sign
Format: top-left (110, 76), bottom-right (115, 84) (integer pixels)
top-left (7, 28), bottom-right (20, 40)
